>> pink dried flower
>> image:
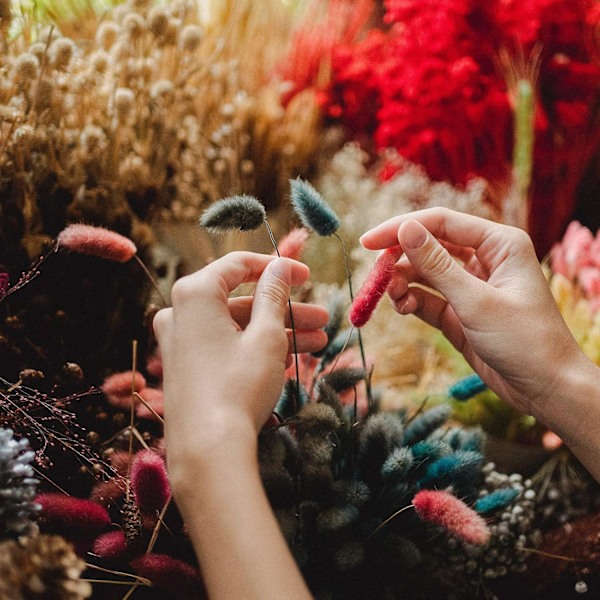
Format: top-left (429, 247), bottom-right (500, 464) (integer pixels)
top-left (275, 227), bottom-right (310, 261)
top-left (550, 221), bottom-right (594, 280)
top-left (93, 530), bottom-right (127, 560)
top-left (146, 353), bottom-right (163, 378)
top-left (130, 450), bottom-right (170, 514)
top-left (102, 371), bottom-right (147, 408)
top-left (130, 554), bottom-right (204, 599)
top-left (349, 245), bottom-right (403, 327)
top-left (36, 493), bottom-right (111, 534)
top-left (413, 489), bottom-right (490, 545)
top-left (135, 387), bottom-right (164, 420)
top-left (57, 223), bottom-right (137, 262)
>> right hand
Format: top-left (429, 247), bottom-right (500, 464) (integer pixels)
top-left (360, 208), bottom-right (586, 418)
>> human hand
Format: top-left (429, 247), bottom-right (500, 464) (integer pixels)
top-left (153, 252), bottom-right (328, 479)
top-left (360, 208), bottom-right (586, 419)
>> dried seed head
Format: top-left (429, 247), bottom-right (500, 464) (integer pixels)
top-left (114, 87), bottom-right (135, 121)
top-left (150, 79), bottom-right (174, 103)
top-left (49, 38), bottom-right (76, 70)
top-left (180, 24), bottom-right (204, 52)
top-left (96, 21), bottom-right (120, 50)
top-left (200, 195), bottom-right (266, 234)
top-left (79, 125), bottom-right (106, 153)
top-left (12, 53), bottom-right (39, 81)
top-left (122, 12), bottom-right (145, 41)
top-left (163, 17), bottom-right (181, 45)
top-left (148, 6), bottom-right (169, 37)
top-left (290, 178), bottom-right (340, 236)
top-left (57, 224), bottom-right (137, 262)
top-left (89, 50), bottom-right (110, 74)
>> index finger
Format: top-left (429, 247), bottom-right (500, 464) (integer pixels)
top-left (360, 208), bottom-right (502, 251)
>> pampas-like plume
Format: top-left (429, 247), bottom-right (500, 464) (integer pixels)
top-left (449, 373), bottom-right (487, 401)
top-left (199, 195), bottom-right (266, 233)
top-left (381, 446), bottom-right (414, 480)
top-left (297, 402), bottom-right (342, 432)
top-left (312, 290), bottom-right (347, 358)
top-left (130, 553), bottom-right (204, 600)
top-left (358, 413), bottom-right (405, 481)
top-left (275, 227), bottom-right (310, 260)
top-left (36, 493), bottom-right (111, 535)
top-left (130, 450), bottom-right (171, 515)
top-left (411, 439), bottom-right (452, 462)
top-left (349, 245), bottom-right (403, 328)
top-left (289, 178), bottom-right (340, 236)
top-left (275, 379), bottom-right (309, 419)
top-left (413, 489), bottom-right (491, 546)
top-left (403, 404), bottom-right (452, 445)
top-left (57, 224), bottom-right (137, 262)
top-left (474, 488), bottom-right (520, 514)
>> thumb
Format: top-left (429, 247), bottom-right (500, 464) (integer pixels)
top-left (249, 257), bottom-right (292, 332)
top-left (398, 220), bottom-right (480, 302)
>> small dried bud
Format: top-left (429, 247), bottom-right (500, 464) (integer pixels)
top-left (114, 87), bottom-right (135, 121)
top-left (12, 53), bottom-right (39, 81)
top-left (122, 12), bottom-right (145, 41)
top-left (49, 38), bottom-right (76, 70)
top-left (148, 6), bottom-right (169, 37)
top-left (150, 79), bottom-right (174, 104)
top-left (90, 50), bottom-right (110, 74)
top-left (79, 125), bottom-right (106, 153)
top-left (96, 21), bottom-right (119, 50)
top-left (180, 24), bottom-right (203, 51)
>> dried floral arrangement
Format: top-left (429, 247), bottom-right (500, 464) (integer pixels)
top-left (284, 0), bottom-right (600, 256)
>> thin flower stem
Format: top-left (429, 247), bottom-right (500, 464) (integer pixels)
top-left (133, 391), bottom-right (164, 424)
top-left (84, 563), bottom-right (151, 586)
top-left (133, 254), bottom-right (168, 307)
top-left (333, 233), bottom-right (374, 411)
top-left (366, 504), bottom-right (415, 540)
top-left (265, 219), bottom-right (301, 410)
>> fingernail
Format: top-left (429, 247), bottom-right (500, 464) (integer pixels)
top-left (270, 257), bottom-right (291, 282)
top-left (401, 220), bottom-right (428, 249)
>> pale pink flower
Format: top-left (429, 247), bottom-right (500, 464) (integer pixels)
top-left (102, 371), bottom-right (146, 408)
top-left (578, 266), bottom-right (600, 299)
top-left (550, 221), bottom-right (593, 280)
top-left (58, 223), bottom-right (137, 262)
top-left (275, 227), bottom-right (310, 261)
top-left (135, 387), bottom-right (164, 420)
top-left (413, 489), bottom-right (490, 546)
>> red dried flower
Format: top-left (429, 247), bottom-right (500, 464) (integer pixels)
top-left (130, 554), bottom-right (205, 600)
top-left (413, 489), bottom-right (490, 545)
top-left (130, 450), bottom-right (170, 515)
top-left (57, 224), bottom-right (137, 262)
top-left (36, 493), bottom-right (111, 534)
top-left (93, 530), bottom-right (127, 560)
top-left (349, 245), bottom-right (403, 327)
top-left (89, 477), bottom-right (127, 506)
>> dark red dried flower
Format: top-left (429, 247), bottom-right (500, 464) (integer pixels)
top-left (130, 554), bottom-right (205, 600)
top-left (36, 493), bottom-right (111, 534)
top-left (130, 450), bottom-right (170, 515)
top-left (93, 530), bottom-right (127, 560)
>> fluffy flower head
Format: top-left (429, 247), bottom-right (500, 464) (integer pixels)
top-left (57, 224), bottom-right (137, 262)
top-left (200, 195), bottom-right (266, 233)
top-left (413, 489), bottom-right (490, 545)
top-left (290, 178), bottom-right (340, 236)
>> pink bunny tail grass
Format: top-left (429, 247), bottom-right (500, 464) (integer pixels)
top-left (145, 353), bottom-right (163, 378)
top-left (57, 223), bottom-right (137, 262)
top-left (93, 530), bottom-right (127, 560)
top-left (36, 493), bottom-right (111, 535)
top-left (349, 245), bottom-right (403, 328)
top-left (135, 387), bottom-right (164, 421)
top-left (130, 450), bottom-right (171, 514)
top-left (130, 554), bottom-right (205, 599)
top-left (413, 490), bottom-right (490, 546)
top-left (275, 227), bottom-right (310, 261)
top-left (102, 371), bottom-right (147, 408)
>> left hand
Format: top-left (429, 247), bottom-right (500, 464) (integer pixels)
top-left (153, 252), bottom-right (328, 484)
